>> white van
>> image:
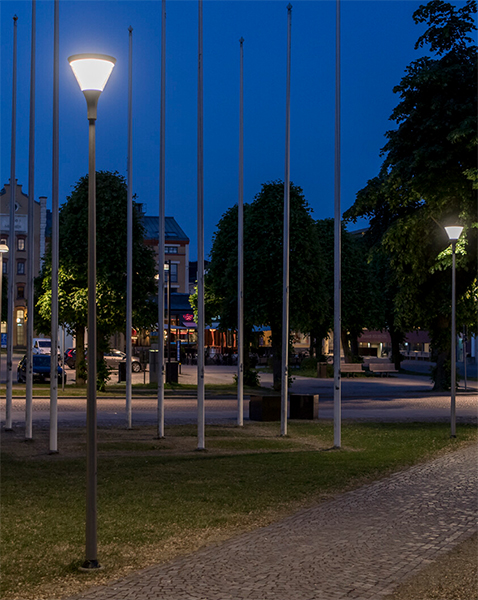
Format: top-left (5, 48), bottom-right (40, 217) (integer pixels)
top-left (32, 338), bottom-right (53, 355)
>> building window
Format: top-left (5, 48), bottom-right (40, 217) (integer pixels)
top-left (165, 246), bottom-right (178, 254)
top-left (17, 261), bottom-right (25, 275)
top-left (0, 237), bottom-right (7, 246)
top-left (165, 263), bottom-right (178, 283)
top-left (2, 260), bottom-right (6, 274)
top-left (17, 237), bottom-right (25, 251)
top-left (17, 285), bottom-right (25, 299)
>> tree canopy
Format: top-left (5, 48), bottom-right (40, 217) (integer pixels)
top-left (206, 181), bottom-right (327, 389)
top-left (345, 0), bottom-right (477, 389)
top-left (36, 171), bottom-right (157, 385)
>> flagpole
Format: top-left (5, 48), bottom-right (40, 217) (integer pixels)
top-left (49, 0), bottom-right (59, 454)
top-left (25, 0), bottom-right (36, 441)
top-left (281, 3), bottom-right (292, 437)
top-left (126, 26), bottom-right (133, 429)
top-left (5, 14), bottom-right (18, 432)
top-left (157, 0), bottom-right (166, 438)
top-left (197, 0), bottom-right (205, 450)
top-left (237, 36), bottom-right (244, 427)
top-left (333, 0), bottom-right (342, 448)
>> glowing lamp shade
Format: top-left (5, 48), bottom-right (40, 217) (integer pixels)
top-left (68, 54), bottom-right (116, 91)
top-left (0, 244), bottom-right (8, 253)
top-left (445, 226), bottom-right (463, 241)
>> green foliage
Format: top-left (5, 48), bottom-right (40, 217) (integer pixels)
top-left (233, 369), bottom-right (260, 387)
top-left (35, 171), bottom-right (157, 387)
top-left (344, 0), bottom-right (477, 389)
top-left (206, 181), bottom-right (327, 390)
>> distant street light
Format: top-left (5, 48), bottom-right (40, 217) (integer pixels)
top-left (68, 52), bottom-right (115, 571)
top-left (0, 244), bottom-right (8, 386)
top-left (445, 225), bottom-right (463, 438)
top-left (165, 261), bottom-right (172, 382)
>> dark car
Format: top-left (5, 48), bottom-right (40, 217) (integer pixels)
top-left (17, 354), bottom-right (66, 384)
top-left (64, 349), bottom-right (141, 372)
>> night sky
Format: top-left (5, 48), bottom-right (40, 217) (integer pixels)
top-left (1, 0), bottom-right (436, 259)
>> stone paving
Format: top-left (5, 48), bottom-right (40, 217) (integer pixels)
top-left (65, 443), bottom-right (478, 600)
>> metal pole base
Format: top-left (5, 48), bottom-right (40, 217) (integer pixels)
top-left (195, 447), bottom-right (207, 453)
top-left (49, 450), bottom-right (59, 455)
top-left (79, 560), bottom-right (103, 571)
top-left (450, 434), bottom-right (457, 439)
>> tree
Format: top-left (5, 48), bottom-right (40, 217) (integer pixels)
top-left (345, 0), bottom-right (477, 389)
top-left (206, 181), bottom-right (327, 390)
top-left (36, 171), bottom-right (157, 388)
top-left (315, 219), bottom-right (383, 362)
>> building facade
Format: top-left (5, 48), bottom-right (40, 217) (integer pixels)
top-left (0, 181), bottom-right (47, 348)
top-left (142, 215), bottom-right (190, 294)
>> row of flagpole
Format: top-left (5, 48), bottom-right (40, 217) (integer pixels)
top-left (4, 0), bottom-right (343, 451)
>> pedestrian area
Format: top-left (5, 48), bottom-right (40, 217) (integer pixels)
top-left (66, 443), bottom-right (477, 600)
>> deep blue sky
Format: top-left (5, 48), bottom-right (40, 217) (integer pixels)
top-left (1, 0), bottom-right (444, 260)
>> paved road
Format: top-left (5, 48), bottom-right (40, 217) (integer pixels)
top-left (64, 443), bottom-right (477, 600)
top-left (2, 363), bottom-right (477, 427)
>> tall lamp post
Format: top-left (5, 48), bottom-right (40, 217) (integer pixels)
top-left (445, 225), bottom-right (463, 438)
top-left (166, 260), bottom-right (172, 382)
top-left (68, 53), bottom-right (115, 570)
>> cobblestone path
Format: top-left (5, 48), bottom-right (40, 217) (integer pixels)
top-left (66, 444), bottom-right (477, 600)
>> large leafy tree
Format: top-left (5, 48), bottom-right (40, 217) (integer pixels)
top-left (315, 219), bottom-right (383, 362)
top-left (206, 181), bottom-right (327, 390)
top-left (345, 0), bottom-right (477, 389)
top-left (36, 171), bottom-right (157, 386)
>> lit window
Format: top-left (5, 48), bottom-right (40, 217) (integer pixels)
top-left (17, 238), bottom-right (25, 251)
top-left (17, 285), bottom-right (25, 299)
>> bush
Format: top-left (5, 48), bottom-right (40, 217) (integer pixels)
top-left (234, 369), bottom-right (260, 387)
top-left (300, 357), bottom-right (319, 370)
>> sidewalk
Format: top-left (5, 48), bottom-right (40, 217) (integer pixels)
top-left (65, 443), bottom-right (477, 600)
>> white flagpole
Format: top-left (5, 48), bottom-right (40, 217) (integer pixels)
top-left (6, 15), bottom-right (18, 432)
top-left (237, 37), bottom-right (244, 427)
top-left (50, 0), bottom-right (59, 454)
top-left (281, 3), bottom-right (292, 437)
top-left (197, 0), bottom-right (205, 450)
top-left (333, 0), bottom-right (342, 448)
top-left (157, 0), bottom-right (166, 438)
top-left (126, 26), bottom-right (133, 430)
top-left (25, 0), bottom-right (36, 441)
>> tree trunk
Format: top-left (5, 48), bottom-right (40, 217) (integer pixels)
top-left (433, 349), bottom-right (450, 391)
top-left (341, 329), bottom-right (351, 362)
top-left (271, 328), bottom-right (282, 391)
top-left (389, 327), bottom-right (404, 371)
top-left (75, 325), bottom-right (86, 385)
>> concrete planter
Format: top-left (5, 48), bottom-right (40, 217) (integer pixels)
top-left (290, 394), bottom-right (319, 420)
top-left (249, 395), bottom-right (281, 421)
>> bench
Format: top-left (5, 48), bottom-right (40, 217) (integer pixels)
top-left (340, 363), bottom-right (364, 377)
top-left (368, 362), bottom-right (398, 376)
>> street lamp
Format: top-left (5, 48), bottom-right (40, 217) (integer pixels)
top-left (68, 52), bottom-right (115, 571)
top-left (445, 225), bottom-right (463, 438)
top-left (0, 244), bottom-right (8, 385)
top-left (165, 261), bottom-right (171, 382)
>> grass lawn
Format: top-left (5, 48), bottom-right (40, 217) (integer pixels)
top-left (1, 421), bottom-right (476, 600)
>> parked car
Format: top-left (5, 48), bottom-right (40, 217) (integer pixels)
top-left (17, 354), bottom-right (65, 384)
top-left (32, 338), bottom-right (53, 355)
top-left (63, 348), bottom-right (141, 372)
top-left (105, 349), bottom-right (142, 372)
